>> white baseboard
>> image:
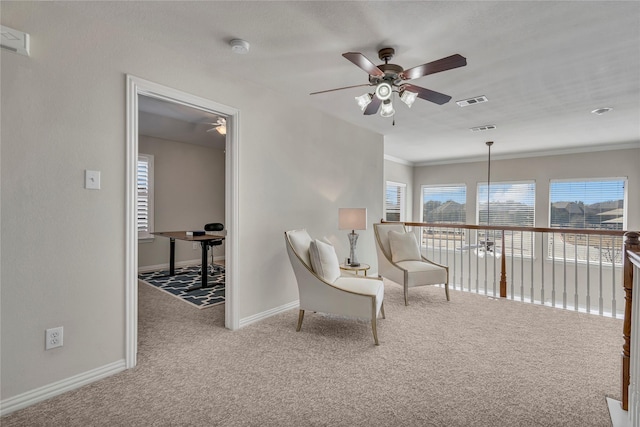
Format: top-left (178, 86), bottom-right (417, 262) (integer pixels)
top-left (138, 257), bottom-right (225, 273)
top-left (607, 397), bottom-right (630, 427)
top-left (0, 359), bottom-right (126, 416)
top-left (239, 300), bottom-right (299, 328)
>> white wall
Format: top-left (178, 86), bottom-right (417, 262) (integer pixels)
top-left (0, 3), bottom-right (383, 404)
top-left (138, 135), bottom-right (225, 269)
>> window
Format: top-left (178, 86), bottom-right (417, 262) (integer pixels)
top-left (385, 181), bottom-right (406, 222)
top-left (137, 154), bottom-right (154, 241)
top-left (549, 178), bottom-right (626, 230)
top-left (548, 178), bottom-right (626, 265)
top-left (422, 184), bottom-right (466, 223)
top-left (476, 181), bottom-right (535, 258)
top-left (421, 184), bottom-right (466, 250)
top-left (476, 181), bottom-right (535, 227)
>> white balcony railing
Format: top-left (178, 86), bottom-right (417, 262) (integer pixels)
top-left (395, 222), bottom-right (627, 318)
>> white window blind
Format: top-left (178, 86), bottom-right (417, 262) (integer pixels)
top-left (549, 178), bottom-right (626, 230)
top-left (422, 184), bottom-right (466, 223)
top-left (477, 181), bottom-right (535, 227)
top-left (385, 181), bottom-right (406, 222)
top-left (137, 154), bottom-right (154, 239)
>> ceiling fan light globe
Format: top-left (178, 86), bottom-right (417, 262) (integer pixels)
top-left (375, 82), bottom-right (392, 101)
top-left (216, 126), bottom-right (227, 135)
top-left (355, 93), bottom-right (372, 111)
top-left (400, 90), bottom-right (418, 108)
top-left (380, 100), bottom-right (395, 117)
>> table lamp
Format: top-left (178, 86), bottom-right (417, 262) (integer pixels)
top-left (338, 208), bottom-right (367, 267)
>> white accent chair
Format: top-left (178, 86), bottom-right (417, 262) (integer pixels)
top-left (374, 223), bottom-right (449, 305)
top-left (284, 229), bottom-right (385, 345)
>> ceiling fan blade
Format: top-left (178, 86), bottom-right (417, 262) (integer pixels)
top-left (363, 96), bottom-right (382, 115)
top-left (400, 54), bottom-right (467, 81)
top-left (310, 83), bottom-right (373, 95)
top-left (404, 84), bottom-right (452, 105)
top-left (342, 52), bottom-right (385, 77)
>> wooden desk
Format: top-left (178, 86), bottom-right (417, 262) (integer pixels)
top-left (152, 231), bottom-right (225, 291)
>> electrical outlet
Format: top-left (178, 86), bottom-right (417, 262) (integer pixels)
top-left (45, 326), bottom-right (63, 350)
top-left (193, 242), bottom-right (198, 250)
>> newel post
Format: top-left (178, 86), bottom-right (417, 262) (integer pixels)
top-left (622, 231), bottom-right (640, 410)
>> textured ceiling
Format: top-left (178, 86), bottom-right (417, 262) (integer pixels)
top-left (35, 2), bottom-right (640, 164)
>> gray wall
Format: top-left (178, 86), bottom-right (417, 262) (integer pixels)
top-left (412, 148), bottom-right (640, 230)
top-left (138, 135), bottom-right (226, 269)
top-left (0, 3), bottom-right (383, 402)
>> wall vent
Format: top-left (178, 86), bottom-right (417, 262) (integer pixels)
top-left (470, 124), bottom-right (496, 132)
top-left (1, 25), bottom-right (30, 57)
top-left (456, 95), bottom-right (488, 107)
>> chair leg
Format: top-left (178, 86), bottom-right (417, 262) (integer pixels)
top-left (296, 310), bottom-right (305, 332)
top-left (371, 317), bottom-right (379, 346)
top-left (404, 285), bottom-right (409, 306)
top-left (380, 302), bottom-right (386, 319)
top-left (445, 283), bottom-right (450, 301)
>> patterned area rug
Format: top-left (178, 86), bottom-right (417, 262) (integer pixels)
top-left (138, 265), bottom-right (224, 309)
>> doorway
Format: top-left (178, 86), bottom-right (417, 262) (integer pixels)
top-left (125, 76), bottom-right (239, 368)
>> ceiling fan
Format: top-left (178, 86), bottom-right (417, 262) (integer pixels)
top-left (310, 48), bottom-right (467, 117)
top-left (206, 117), bottom-right (227, 135)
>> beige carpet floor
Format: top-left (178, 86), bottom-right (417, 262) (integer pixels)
top-left (2, 280), bottom-right (623, 426)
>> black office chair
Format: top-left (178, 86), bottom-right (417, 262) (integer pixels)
top-left (204, 222), bottom-right (225, 275)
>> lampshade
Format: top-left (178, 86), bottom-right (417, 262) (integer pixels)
top-left (380, 100), bottom-right (395, 118)
top-left (355, 93), bottom-right (373, 111)
top-left (400, 90), bottom-right (418, 108)
top-left (338, 208), bottom-right (367, 231)
top-left (375, 82), bottom-right (392, 101)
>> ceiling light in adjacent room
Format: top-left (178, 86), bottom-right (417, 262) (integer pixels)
top-left (355, 93), bottom-right (373, 111)
top-left (380, 100), bottom-right (395, 118)
top-left (400, 90), bottom-right (418, 108)
top-left (375, 82), bottom-right (392, 101)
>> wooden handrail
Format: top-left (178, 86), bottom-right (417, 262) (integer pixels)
top-left (395, 221), bottom-right (627, 237)
top-left (622, 231), bottom-right (640, 411)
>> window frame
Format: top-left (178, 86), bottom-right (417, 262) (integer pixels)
top-left (385, 181), bottom-right (407, 222)
top-left (137, 153), bottom-right (155, 242)
top-left (476, 180), bottom-right (536, 259)
top-left (421, 183), bottom-right (467, 224)
top-left (547, 177), bottom-right (627, 266)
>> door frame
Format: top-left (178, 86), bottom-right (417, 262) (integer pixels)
top-left (125, 75), bottom-right (240, 368)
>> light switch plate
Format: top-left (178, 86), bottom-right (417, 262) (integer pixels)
top-left (85, 170), bottom-right (101, 190)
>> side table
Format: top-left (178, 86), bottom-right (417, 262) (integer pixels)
top-left (339, 263), bottom-right (370, 277)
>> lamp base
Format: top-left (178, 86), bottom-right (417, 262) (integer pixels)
top-left (348, 231), bottom-right (360, 267)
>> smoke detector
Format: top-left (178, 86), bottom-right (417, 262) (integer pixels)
top-left (230, 39), bottom-right (250, 54)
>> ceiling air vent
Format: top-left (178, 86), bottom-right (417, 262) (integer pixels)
top-left (456, 95), bottom-right (488, 107)
top-left (1, 25), bottom-right (30, 57)
top-left (470, 124), bottom-right (496, 132)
